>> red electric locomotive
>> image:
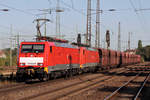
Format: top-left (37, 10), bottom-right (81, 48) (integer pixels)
top-left (17, 41), bottom-right (79, 81)
top-left (80, 47), bottom-right (100, 72)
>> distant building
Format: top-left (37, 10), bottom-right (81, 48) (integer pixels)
top-left (125, 49), bottom-right (137, 54)
top-left (0, 50), bottom-right (6, 58)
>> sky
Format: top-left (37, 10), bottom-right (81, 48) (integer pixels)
top-left (0, 0), bottom-right (150, 51)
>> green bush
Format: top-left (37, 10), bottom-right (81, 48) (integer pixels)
top-left (0, 48), bottom-right (17, 66)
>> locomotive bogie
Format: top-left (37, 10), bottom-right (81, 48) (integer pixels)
top-left (16, 67), bottom-right (49, 81)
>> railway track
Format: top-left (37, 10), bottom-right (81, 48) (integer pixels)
top-left (127, 62), bottom-right (150, 71)
top-left (0, 82), bottom-right (25, 93)
top-left (0, 66), bottom-right (125, 95)
top-left (134, 73), bottom-right (150, 100)
top-left (0, 64), bottom-right (145, 100)
top-left (104, 72), bottom-right (150, 100)
top-left (0, 73), bottom-right (90, 94)
top-left (18, 67), bottom-right (128, 100)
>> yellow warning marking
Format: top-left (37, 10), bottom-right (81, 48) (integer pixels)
top-left (80, 64), bottom-right (83, 68)
top-left (44, 67), bottom-right (48, 73)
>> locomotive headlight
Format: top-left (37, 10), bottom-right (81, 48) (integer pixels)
top-left (38, 63), bottom-right (43, 66)
top-left (20, 63), bottom-right (25, 66)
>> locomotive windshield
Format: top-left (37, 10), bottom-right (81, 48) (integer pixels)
top-left (21, 44), bottom-right (45, 53)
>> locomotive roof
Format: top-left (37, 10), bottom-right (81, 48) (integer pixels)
top-left (21, 41), bottom-right (47, 44)
top-left (54, 42), bottom-right (78, 49)
top-left (21, 41), bottom-right (79, 49)
top-left (21, 41), bottom-right (100, 50)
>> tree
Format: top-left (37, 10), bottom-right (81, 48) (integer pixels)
top-left (138, 40), bottom-right (142, 49)
top-left (0, 48), bottom-right (17, 66)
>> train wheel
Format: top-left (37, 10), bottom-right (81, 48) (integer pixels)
top-left (39, 72), bottom-right (49, 81)
top-left (43, 73), bottom-right (49, 81)
top-left (16, 76), bottom-right (22, 82)
top-left (65, 69), bottom-right (69, 79)
top-left (78, 68), bottom-right (83, 75)
top-left (91, 67), bottom-right (98, 73)
top-left (69, 69), bottom-right (72, 77)
top-left (51, 72), bottom-right (57, 79)
top-left (16, 73), bottom-right (25, 82)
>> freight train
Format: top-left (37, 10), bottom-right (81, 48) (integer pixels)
top-left (16, 37), bottom-right (141, 81)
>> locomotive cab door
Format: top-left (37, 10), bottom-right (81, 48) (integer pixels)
top-left (80, 47), bottom-right (86, 69)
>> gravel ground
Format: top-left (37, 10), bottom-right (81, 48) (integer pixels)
top-left (0, 67), bottom-right (125, 100)
top-left (58, 71), bottom-right (134, 100)
top-left (0, 66), bottom-right (16, 73)
top-left (0, 64), bottom-right (150, 100)
top-left (140, 77), bottom-right (150, 100)
top-left (59, 71), bottom-right (150, 100)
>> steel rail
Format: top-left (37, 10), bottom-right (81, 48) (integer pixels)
top-left (104, 72), bottom-right (141, 100)
top-left (20, 75), bottom-right (114, 100)
top-left (0, 67), bottom-right (125, 95)
top-left (19, 68), bottom-right (127, 100)
top-left (133, 73), bottom-right (150, 100)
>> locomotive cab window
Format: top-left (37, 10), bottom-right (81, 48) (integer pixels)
top-left (21, 44), bottom-right (45, 53)
top-left (21, 44), bottom-right (32, 53)
top-left (33, 44), bottom-right (45, 53)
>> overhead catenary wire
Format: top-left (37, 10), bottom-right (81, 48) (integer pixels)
top-left (0, 3), bottom-right (37, 34)
top-left (0, 2), bottom-right (77, 38)
top-left (60, 0), bottom-right (117, 48)
top-left (60, 0), bottom-right (116, 49)
top-left (0, 1), bottom-right (114, 37)
top-left (136, 0), bottom-right (149, 31)
top-left (129, 0), bottom-right (147, 33)
top-left (1, 1), bottom-right (148, 50)
top-left (0, 3), bottom-right (35, 16)
top-left (138, 0), bottom-right (142, 10)
top-left (60, 0), bottom-right (115, 34)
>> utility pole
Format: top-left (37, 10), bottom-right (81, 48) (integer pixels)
top-left (86, 0), bottom-right (91, 46)
top-left (56, 0), bottom-right (61, 38)
top-left (10, 39), bottom-right (12, 67)
top-left (10, 25), bottom-right (12, 67)
top-left (95, 0), bottom-right (100, 48)
top-left (44, 14), bottom-right (47, 36)
top-left (17, 34), bottom-right (20, 65)
top-left (118, 22), bottom-right (121, 51)
top-left (128, 32), bottom-right (131, 50)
